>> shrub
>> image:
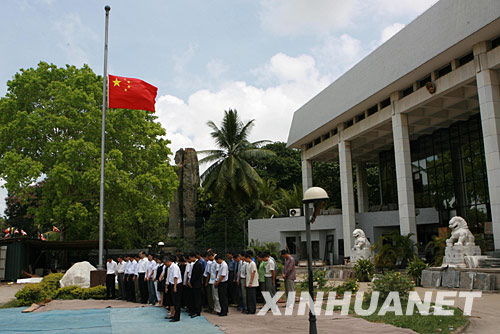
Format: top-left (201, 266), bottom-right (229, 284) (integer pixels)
top-left (81, 285), bottom-right (107, 300)
top-left (373, 232), bottom-right (416, 270)
top-left (54, 286), bottom-right (84, 300)
top-left (335, 278), bottom-right (359, 297)
top-left (15, 283), bottom-right (46, 306)
top-left (371, 271), bottom-right (415, 301)
top-left (354, 259), bottom-right (375, 282)
top-left (299, 270), bottom-right (329, 290)
top-left (40, 273), bottom-right (64, 298)
top-left (406, 255), bottom-right (428, 286)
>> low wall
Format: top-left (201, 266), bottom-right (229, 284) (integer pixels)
top-left (422, 267), bottom-right (500, 290)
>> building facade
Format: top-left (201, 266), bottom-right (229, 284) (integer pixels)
top-left (248, 0), bottom-right (500, 263)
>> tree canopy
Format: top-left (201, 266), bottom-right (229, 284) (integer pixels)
top-left (0, 62), bottom-right (178, 248)
top-left (198, 109), bottom-right (274, 205)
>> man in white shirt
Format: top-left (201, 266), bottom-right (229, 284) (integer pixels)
top-left (137, 251), bottom-right (148, 304)
top-left (146, 254), bottom-right (157, 305)
top-left (124, 256), bottom-right (134, 301)
top-left (245, 252), bottom-right (259, 314)
top-left (183, 257), bottom-right (193, 314)
top-left (214, 255), bottom-right (229, 316)
top-left (133, 255), bottom-right (140, 302)
top-left (165, 256), bottom-right (182, 322)
top-left (263, 254), bottom-right (276, 298)
top-left (208, 253), bottom-right (221, 313)
top-left (204, 252), bottom-right (214, 313)
top-left (105, 256), bottom-right (117, 300)
top-left (236, 252), bottom-right (247, 312)
top-left (116, 255), bottom-right (126, 300)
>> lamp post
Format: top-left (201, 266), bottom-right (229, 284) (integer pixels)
top-left (303, 187), bottom-right (329, 334)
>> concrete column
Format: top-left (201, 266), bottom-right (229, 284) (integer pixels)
top-left (339, 139), bottom-right (356, 257)
top-left (356, 162), bottom-right (369, 212)
top-left (301, 145), bottom-right (313, 194)
top-left (474, 42), bottom-right (500, 251)
top-left (391, 92), bottom-right (417, 242)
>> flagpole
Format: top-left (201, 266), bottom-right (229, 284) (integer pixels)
top-left (98, 5), bottom-right (110, 270)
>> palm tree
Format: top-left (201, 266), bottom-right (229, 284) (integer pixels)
top-left (249, 179), bottom-right (280, 219)
top-left (198, 109), bottom-right (274, 205)
top-left (276, 184), bottom-right (302, 216)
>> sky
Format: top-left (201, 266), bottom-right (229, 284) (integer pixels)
top-left (0, 0), bottom-right (439, 215)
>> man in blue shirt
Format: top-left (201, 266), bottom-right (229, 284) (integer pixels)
top-left (227, 252), bottom-right (236, 305)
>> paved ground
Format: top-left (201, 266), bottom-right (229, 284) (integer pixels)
top-left (0, 283), bottom-right (23, 304)
top-left (1, 283), bottom-right (499, 333)
top-left (205, 306), bottom-right (414, 334)
top-left (0, 307), bottom-right (223, 334)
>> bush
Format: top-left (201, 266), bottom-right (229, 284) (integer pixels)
top-left (81, 285), bottom-right (107, 300)
top-left (299, 270), bottom-right (329, 290)
top-left (373, 232), bottom-right (416, 270)
top-left (15, 284), bottom-right (46, 306)
top-left (371, 271), bottom-right (415, 301)
top-left (335, 278), bottom-right (359, 297)
top-left (354, 259), bottom-right (375, 282)
top-left (53, 286), bottom-right (84, 300)
top-left (40, 273), bottom-right (64, 298)
top-left (406, 255), bottom-right (428, 286)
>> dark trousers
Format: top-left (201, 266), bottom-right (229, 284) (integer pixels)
top-left (138, 273), bottom-right (148, 303)
top-left (127, 275), bottom-right (136, 301)
top-left (117, 273), bottom-right (125, 299)
top-left (246, 287), bottom-right (257, 314)
top-left (217, 281), bottom-right (228, 315)
top-left (106, 274), bottom-right (115, 299)
top-left (228, 271), bottom-right (235, 304)
top-left (170, 283), bottom-right (182, 321)
top-left (192, 287), bottom-right (202, 315)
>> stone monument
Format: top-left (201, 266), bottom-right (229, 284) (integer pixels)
top-left (442, 216), bottom-right (481, 268)
top-left (350, 228), bottom-right (373, 264)
top-left (167, 148), bottom-right (199, 243)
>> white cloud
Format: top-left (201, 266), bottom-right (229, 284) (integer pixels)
top-left (368, 0), bottom-right (439, 17)
top-left (156, 53), bottom-right (329, 169)
top-left (380, 22), bottom-right (405, 44)
top-left (52, 14), bottom-right (98, 66)
top-left (311, 33), bottom-right (365, 81)
top-left (259, 0), bottom-right (357, 36)
top-left (206, 59), bottom-right (229, 80)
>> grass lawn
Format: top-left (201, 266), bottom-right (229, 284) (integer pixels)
top-left (356, 305), bottom-right (468, 334)
top-left (0, 299), bottom-right (19, 309)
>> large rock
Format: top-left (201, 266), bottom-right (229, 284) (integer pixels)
top-left (59, 261), bottom-right (96, 288)
top-left (168, 148), bottom-right (199, 242)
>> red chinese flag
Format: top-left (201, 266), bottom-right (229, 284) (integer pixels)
top-left (108, 75), bottom-right (158, 112)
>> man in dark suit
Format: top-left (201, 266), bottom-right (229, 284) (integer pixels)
top-left (188, 253), bottom-right (204, 318)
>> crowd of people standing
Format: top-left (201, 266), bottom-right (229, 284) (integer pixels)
top-left (105, 248), bottom-right (297, 322)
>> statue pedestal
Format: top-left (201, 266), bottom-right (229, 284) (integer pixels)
top-left (351, 248), bottom-right (373, 264)
top-left (443, 245), bottom-right (481, 268)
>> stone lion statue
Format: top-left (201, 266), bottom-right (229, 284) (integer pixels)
top-left (446, 216), bottom-right (475, 247)
top-left (352, 229), bottom-right (371, 250)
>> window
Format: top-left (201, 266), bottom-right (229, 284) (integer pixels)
top-left (492, 35), bottom-right (500, 50)
top-left (356, 113), bottom-right (365, 122)
top-left (345, 119), bottom-right (354, 128)
top-left (331, 128), bottom-right (338, 136)
top-left (458, 52), bottom-right (473, 67)
top-left (401, 86), bottom-right (414, 98)
top-left (419, 75), bottom-right (432, 88)
top-left (314, 137), bottom-right (321, 145)
top-left (367, 105), bottom-right (378, 116)
top-left (436, 64), bottom-right (452, 78)
top-left (380, 98), bottom-right (391, 109)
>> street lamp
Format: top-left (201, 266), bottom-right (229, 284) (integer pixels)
top-left (303, 187), bottom-right (329, 334)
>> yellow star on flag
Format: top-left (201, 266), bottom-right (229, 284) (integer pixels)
top-left (113, 78), bottom-right (121, 86)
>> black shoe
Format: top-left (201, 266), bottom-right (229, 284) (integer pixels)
top-left (170, 319), bottom-right (179, 322)
top-left (190, 314), bottom-right (199, 318)
top-left (218, 313), bottom-right (227, 317)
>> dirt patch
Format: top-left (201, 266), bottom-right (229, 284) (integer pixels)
top-left (31, 299), bottom-right (152, 312)
top-left (0, 284), bottom-right (24, 305)
top-left (204, 306), bottom-right (415, 334)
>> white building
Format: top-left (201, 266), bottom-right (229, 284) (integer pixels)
top-left (248, 0), bottom-right (500, 264)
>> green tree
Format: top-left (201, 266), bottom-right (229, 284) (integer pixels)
top-left (0, 62), bottom-right (178, 248)
top-left (249, 179), bottom-right (280, 219)
top-left (249, 142), bottom-right (301, 190)
top-left (198, 109), bottom-right (274, 205)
